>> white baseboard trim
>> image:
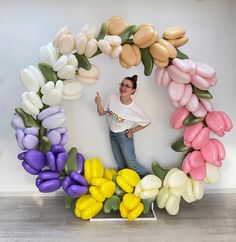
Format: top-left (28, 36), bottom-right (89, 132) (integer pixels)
top-left (0, 189), bottom-right (236, 197)
top-left (204, 188), bottom-right (236, 194)
top-left (0, 191), bottom-right (65, 197)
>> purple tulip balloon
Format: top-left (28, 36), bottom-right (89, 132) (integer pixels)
top-left (76, 153), bottom-right (85, 175)
top-left (38, 105), bottom-right (66, 129)
top-left (46, 127), bottom-right (68, 146)
top-left (36, 170), bottom-right (61, 193)
top-left (15, 127), bottom-right (39, 150)
top-left (18, 150), bottom-right (46, 175)
top-left (11, 113), bottom-right (25, 130)
top-left (22, 161), bottom-right (40, 175)
top-left (37, 105), bottom-right (62, 120)
top-left (46, 145), bottom-right (68, 172)
top-left (51, 144), bottom-right (66, 155)
top-left (38, 170), bottom-right (60, 180)
top-left (70, 171), bottom-right (87, 186)
top-left (62, 172), bottom-right (88, 198)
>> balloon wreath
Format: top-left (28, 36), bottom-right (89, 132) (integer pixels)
top-left (11, 16), bottom-right (233, 220)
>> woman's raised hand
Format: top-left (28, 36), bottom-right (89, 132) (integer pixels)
top-left (95, 92), bottom-right (101, 105)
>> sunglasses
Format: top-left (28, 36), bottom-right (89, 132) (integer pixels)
top-left (119, 82), bottom-right (133, 89)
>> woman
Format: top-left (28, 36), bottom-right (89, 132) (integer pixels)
top-left (95, 75), bottom-right (150, 177)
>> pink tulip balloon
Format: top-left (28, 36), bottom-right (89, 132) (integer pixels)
top-left (189, 163), bottom-right (206, 181)
top-left (162, 69), bottom-right (171, 86)
top-left (206, 112), bottom-right (226, 136)
top-left (185, 94), bottom-right (199, 112)
top-left (168, 81), bottom-right (185, 101)
top-left (192, 103), bottom-right (207, 118)
top-left (182, 153), bottom-right (191, 173)
top-left (211, 138), bottom-right (226, 160)
top-left (189, 151), bottom-right (204, 168)
top-left (155, 68), bottom-right (164, 85)
top-left (191, 74), bottom-right (210, 90)
top-left (171, 107), bottom-right (189, 129)
top-left (178, 84), bottom-right (192, 107)
top-left (172, 58), bottom-right (191, 73)
top-left (196, 63), bottom-right (216, 79)
top-left (192, 127), bottom-right (210, 150)
top-left (201, 140), bottom-right (219, 165)
top-left (184, 123), bottom-right (203, 144)
top-left (167, 65), bottom-right (191, 84)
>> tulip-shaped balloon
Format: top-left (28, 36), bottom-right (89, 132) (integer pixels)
top-left (204, 163), bottom-right (220, 184)
top-left (169, 58), bottom-right (216, 90)
top-left (40, 42), bottom-right (59, 66)
top-left (62, 171), bottom-right (88, 198)
top-left (74, 194), bottom-right (103, 220)
top-left (36, 170), bottom-right (61, 192)
top-left (116, 168), bottom-right (140, 193)
top-left (75, 24), bottom-right (99, 57)
top-left (21, 91), bottom-right (43, 116)
top-left (46, 127), bottom-right (68, 146)
top-left (171, 107), bottom-right (189, 129)
top-left (89, 177), bottom-right (116, 202)
top-left (182, 151), bottom-right (206, 181)
top-left (182, 177), bottom-right (203, 203)
top-left (134, 174), bottom-right (162, 199)
top-left (163, 26), bottom-right (188, 48)
top-left (76, 33), bottom-right (98, 57)
top-left (84, 158), bottom-right (104, 184)
top-left (206, 111), bottom-right (233, 137)
top-left (183, 122), bottom-right (210, 150)
top-left (41, 81), bottom-right (64, 106)
top-left (98, 35), bottom-right (122, 58)
top-left (20, 65), bottom-right (45, 92)
top-left (18, 150), bottom-right (46, 175)
top-left (38, 105), bottom-right (66, 130)
top-left (157, 187), bottom-right (181, 215)
top-left (156, 168), bottom-right (188, 215)
top-left (46, 145), bottom-right (68, 172)
top-left (15, 127), bottom-right (39, 150)
top-left (53, 26), bottom-right (75, 54)
top-left (53, 54), bottom-right (77, 80)
top-left (119, 44), bottom-right (141, 69)
top-left (76, 65), bottom-right (100, 85)
top-left (119, 193), bottom-right (144, 221)
top-left (200, 138), bottom-right (226, 167)
top-left (11, 113), bottom-right (25, 130)
top-left (63, 79), bottom-right (83, 100)
top-left (155, 58), bottom-right (217, 118)
top-left (134, 24), bottom-right (157, 48)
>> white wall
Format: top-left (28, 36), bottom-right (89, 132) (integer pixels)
top-left (0, 0), bottom-right (235, 194)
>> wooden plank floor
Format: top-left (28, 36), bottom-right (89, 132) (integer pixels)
top-left (0, 194), bottom-right (236, 242)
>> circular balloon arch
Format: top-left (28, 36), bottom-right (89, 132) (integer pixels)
top-left (11, 16), bottom-right (233, 220)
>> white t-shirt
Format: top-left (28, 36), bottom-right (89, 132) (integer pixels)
top-left (104, 93), bottom-right (151, 133)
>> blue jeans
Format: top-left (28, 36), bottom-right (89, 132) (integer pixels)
top-left (109, 130), bottom-right (150, 177)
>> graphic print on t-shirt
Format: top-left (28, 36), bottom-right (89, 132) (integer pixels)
top-left (104, 93), bottom-right (150, 133)
top-left (107, 110), bottom-right (124, 123)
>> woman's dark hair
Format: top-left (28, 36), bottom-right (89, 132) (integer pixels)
top-left (124, 75), bottom-right (138, 91)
